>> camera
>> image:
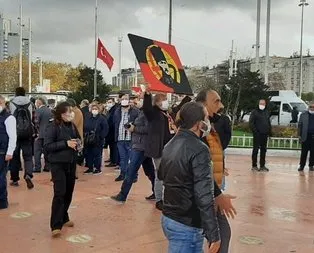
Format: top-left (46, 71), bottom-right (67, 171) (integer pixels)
top-left (124, 123), bottom-right (132, 129)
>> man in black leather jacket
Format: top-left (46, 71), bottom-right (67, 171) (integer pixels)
top-left (159, 102), bottom-right (221, 253)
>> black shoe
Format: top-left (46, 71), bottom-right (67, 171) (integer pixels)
top-left (260, 166), bottom-right (269, 172)
top-left (43, 168), bottom-right (50, 172)
top-left (115, 175), bottom-right (124, 182)
top-left (10, 181), bottom-right (19, 187)
top-left (111, 194), bottom-right (126, 203)
top-left (106, 163), bottom-right (117, 168)
top-left (309, 166), bottom-right (314, 172)
top-left (298, 167), bottom-right (304, 172)
top-left (33, 169), bottom-right (41, 173)
top-left (84, 169), bottom-right (94, 174)
top-left (105, 159), bottom-right (111, 163)
top-left (133, 178), bottom-right (138, 183)
top-left (0, 201), bottom-right (8, 210)
top-left (93, 170), bottom-right (102, 175)
top-left (25, 175), bottom-right (34, 189)
top-left (155, 201), bottom-right (163, 211)
top-left (145, 194), bottom-right (156, 201)
top-left (251, 166), bottom-right (259, 171)
top-left (114, 166), bottom-right (120, 170)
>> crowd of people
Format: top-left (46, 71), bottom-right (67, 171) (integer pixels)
top-left (1, 86), bottom-right (314, 252)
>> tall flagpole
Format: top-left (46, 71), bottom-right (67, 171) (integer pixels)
top-left (168, 0), bottom-right (173, 44)
top-left (28, 18), bottom-right (32, 93)
top-left (19, 4), bottom-right (23, 87)
top-left (134, 58), bottom-right (138, 87)
top-left (93, 0), bottom-right (98, 99)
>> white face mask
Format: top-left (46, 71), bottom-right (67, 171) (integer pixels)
top-left (161, 100), bottom-right (169, 111)
top-left (136, 99), bottom-right (143, 108)
top-left (106, 103), bottom-right (113, 110)
top-left (121, 100), bottom-right (129, 107)
top-left (309, 110), bottom-right (314, 114)
top-left (69, 111), bottom-right (75, 121)
top-left (0, 106), bottom-right (3, 113)
top-left (259, 105), bottom-right (265, 110)
top-left (201, 120), bottom-right (211, 137)
top-left (92, 109), bottom-right (99, 116)
top-left (63, 113), bottom-right (73, 122)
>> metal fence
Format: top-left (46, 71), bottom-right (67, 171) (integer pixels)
top-left (230, 135), bottom-right (301, 150)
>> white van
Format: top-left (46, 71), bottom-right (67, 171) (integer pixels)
top-left (269, 90), bottom-right (307, 126)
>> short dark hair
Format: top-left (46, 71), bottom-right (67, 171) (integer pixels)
top-left (15, 87), bottom-right (26, 96)
top-left (177, 102), bottom-right (205, 130)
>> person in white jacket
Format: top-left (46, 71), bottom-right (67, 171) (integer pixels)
top-left (0, 95), bottom-right (17, 209)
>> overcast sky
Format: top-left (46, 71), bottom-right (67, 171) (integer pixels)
top-left (1, 0), bottom-right (314, 83)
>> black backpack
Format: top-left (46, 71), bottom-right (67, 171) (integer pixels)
top-left (13, 102), bottom-right (33, 139)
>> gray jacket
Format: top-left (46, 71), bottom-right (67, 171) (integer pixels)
top-left (298, 111), bottom-right (310, 142)
top-left (35, 106), bottom-right (53, 139)
top-left (131, 111), bottom-right (148, 151)
top-left (10, 96), bottom-right (33, 119)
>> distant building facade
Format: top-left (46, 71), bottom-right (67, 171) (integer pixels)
top-left (0, 14), bottom-right (29, 61)
top-left (112, 68), bottom-right (146, 89)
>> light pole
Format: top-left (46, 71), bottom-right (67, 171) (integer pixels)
top-left (298, 0), bottom-right (309, 98)
top-left (118, 36), bottom-right (123, 90)
top-left (18, 4), bottom-right (23, 87)
top-left (168, 0), bottom-right (172, 44)
top-left (37, 57), bottom-right (43, 87)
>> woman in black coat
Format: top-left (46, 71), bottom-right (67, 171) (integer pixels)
top-left (44, 102), bottom-right (81, 238)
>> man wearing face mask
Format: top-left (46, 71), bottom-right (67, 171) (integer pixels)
top-left (159, 102), bottom-right (221, 253)
top-left (33, 97), bottom-right (53, 173)
top-left (249, 99), bottom-right (272, 172)
top-left (195, 89), bottom-right (236, 253)
top-left (143, 90), bottom-right (175, 211)
top-left (105, 98), bottom-right (119, 167)
top-left (0, 95), bottom-right (16, 210)
top-left (113, 95), bottom-right (139, 181)
top-left (297, 101), bottom-right (314, 172)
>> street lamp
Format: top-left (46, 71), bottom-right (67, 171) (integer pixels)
top-left (298, 0), bottom-right (309, 98)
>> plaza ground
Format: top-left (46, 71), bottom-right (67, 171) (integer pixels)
top-left (0, 150), bottom-right (313, 253)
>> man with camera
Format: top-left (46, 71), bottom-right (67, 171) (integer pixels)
top-left (113, 95), bottom-right (139, 181)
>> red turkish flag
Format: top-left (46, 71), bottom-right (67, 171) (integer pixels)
top-left (97, 38), bottom-right (114, 71)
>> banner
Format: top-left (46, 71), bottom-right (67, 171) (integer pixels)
top-left (128, 34), bottom-right (192, 95)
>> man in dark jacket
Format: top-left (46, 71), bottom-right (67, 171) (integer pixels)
top-left (34, 97), bottom-right (53, 173)
top-left (214, 111), bottom-right (232, 151)
top-left (80, 99), bottom-right (90, 121)
top-left (291, 106), bottom-right (299, 124)
top-left (113, 95), bottom-right (139, 181)
top-left (111, 110), bottom-right (155, 202)
top-left (0, 95), bottom-right (16, 209)
top-left (159, 102), bottom-right (221, 253)
top-left (143, 91), bottom-right (174, 211)
top-left (249, 99), bottom-right (272, 172)
top-left (298, 102), bottom-right (314, 172)
top-left (105, 98), bottom-right (119, 167)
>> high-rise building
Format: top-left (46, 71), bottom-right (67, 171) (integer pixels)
top-left (112, 68), bottom-right (145, 88)
top-left (0, 14), bottom-right (29, 61)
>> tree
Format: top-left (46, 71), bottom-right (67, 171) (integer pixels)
top-left (302, 92), bottom-right (314, 102)
top-left (226, 70), bottom-right (269, 125)
top-left (70, 65), bottom-right (111, 103)
top-left (189, 75), bottom-right (217, 93)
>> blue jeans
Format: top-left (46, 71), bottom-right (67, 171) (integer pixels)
top-left (120, 149), bottom-right (155, 200)
top-left (162, 215), bottom-right (204, 253)
top-left (117, 141), bottom-right (131, 177)
top-left (86, 146), bottom-right (103, 171)
top-left (0, 155), bottom-right (8, 209)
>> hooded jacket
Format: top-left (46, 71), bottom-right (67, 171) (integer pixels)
top-left (10, 96), bottom-right (33, 120)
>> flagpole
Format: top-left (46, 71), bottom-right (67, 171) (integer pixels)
top-left (28, 18), bottom-right (32, 93)
top-left (93, 0), bottom-right (98, 99)
top-left (19, 3), bottom-right (23, 87)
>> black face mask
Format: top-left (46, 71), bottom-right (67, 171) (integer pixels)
top-left (209, 113), bottom-right (221, 123)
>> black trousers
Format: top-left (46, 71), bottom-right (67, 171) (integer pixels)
top-left (10, 139), bottom-right (34, 182)
top-left (299, 134), bottom-right (314, 168)
top-left (252, 133), bottom-right (268, 167)
top-left (50, 162), bottom-right (76, 231)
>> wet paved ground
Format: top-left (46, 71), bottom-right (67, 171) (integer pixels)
top-left (1, 152), bottom-right (314, 253)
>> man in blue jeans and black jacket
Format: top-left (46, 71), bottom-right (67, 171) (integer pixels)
top-left (0, 95), bottom-right (17, 209)
top-left (111, 109), bottom-right (155, 202)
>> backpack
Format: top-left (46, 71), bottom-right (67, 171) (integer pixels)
top-left (13, 102), bottom-right (33, 140)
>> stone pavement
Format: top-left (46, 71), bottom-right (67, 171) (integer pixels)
top-left (0, 153), bottom-right (314, 253)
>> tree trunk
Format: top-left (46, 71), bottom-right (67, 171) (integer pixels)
top-left (232, 86), bottom-right (242, 127)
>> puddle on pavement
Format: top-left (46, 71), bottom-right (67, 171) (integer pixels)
top-left (268, 207), bottom-right (297, 222)
top-left (239, 236), bottom-right (264, 245)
